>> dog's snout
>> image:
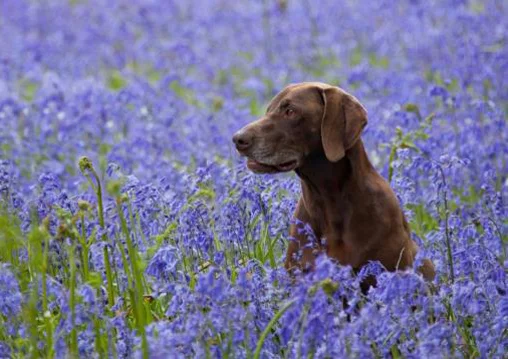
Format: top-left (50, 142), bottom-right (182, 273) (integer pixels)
top-left (233, 130), bottom-right (254, 151)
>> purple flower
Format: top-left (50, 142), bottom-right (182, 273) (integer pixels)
top-left (0, 264), bottom-right (21, 316)
top-left (146, 246), bottom-right (178, 280)
top-left (0, 0), bottom-right (507, 357)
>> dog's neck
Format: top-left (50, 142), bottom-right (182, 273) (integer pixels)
top-left (295, 140), bottom-right (374, 197)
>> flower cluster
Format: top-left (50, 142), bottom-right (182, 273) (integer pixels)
top-left (0, 0), bottom-right (506, 357)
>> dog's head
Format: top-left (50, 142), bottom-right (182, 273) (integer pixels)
top-left (232, 82), bottom-right (368, 173)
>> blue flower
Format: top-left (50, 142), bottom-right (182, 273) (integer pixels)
top-left (0, 0), bottom-right (507, 356)
top-left (146, 246), bottom-right (178, 280)
top-left (0, 264), bottom-right (21, 317)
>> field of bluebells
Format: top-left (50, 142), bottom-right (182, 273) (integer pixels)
top-left (0, 0), bottom-right (507, 358)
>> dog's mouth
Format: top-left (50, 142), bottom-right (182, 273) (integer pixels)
top-left (246, 159), bottom-right (298, 173)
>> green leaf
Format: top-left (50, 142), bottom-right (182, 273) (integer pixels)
top-left (22, 81), bottom-right (39, 102)
top-left (107, 71), bottom-right (127, 91)
top-left (250, 98), bottom-right (264, 117)
top-left (403, 103), bottom-right (422, 121)
top-left (254, 299), bottom-right (295, 359)
top-left (400, 140), bottom-right (420, 151)
top-left (87, 272), bottom-right (103, 289)
top-left (350, 46), bottom-right (363, 66)
top-left (404, 103), bottom-right (419, 113)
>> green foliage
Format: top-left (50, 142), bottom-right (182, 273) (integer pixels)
top-left (107, 71), bottom-right (128, 91)
top-left (387, 105), bottom-right (435, 183)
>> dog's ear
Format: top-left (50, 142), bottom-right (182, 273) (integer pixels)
top-left (320, 87), bottom-right (367, 162)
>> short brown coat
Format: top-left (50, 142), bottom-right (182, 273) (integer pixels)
top-left (233, 82), bottom-right (435, 282)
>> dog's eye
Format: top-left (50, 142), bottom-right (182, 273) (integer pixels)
top-left (285, 108), bottom-right (294, 117)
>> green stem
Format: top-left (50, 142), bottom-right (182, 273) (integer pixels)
top-left (93, 316), bottom-right (105, 358)
top-left (117, 198), bottom-right (149, 358)
top-left (81, 161), bottom-right (116, 302)
top-left (254, 300), bottom-right (295, 359)
top-left (89, 168), bottom-right (105, 229)
top-left (80, 214), bottom-right (90, 281)
top-left (69, 242), bottom-right (78, 357)
top-left (28, 281), bottom-right (39, 359)
top-left (103, 245), bottom-right (116, 306)
top-left (42, 235), bottom-right (54, 358)
top-left (79, 158), bottom-right (117, 357)
top-left (27, 218), bottom-right (43, 358)
top-left (437, 165), bottom-right (454, 282)
top-left (91, 169), bottom-right (117, 305)
top-left (87, 165), bottom-right (116, 302)
top-left (388, 144), bottom-right (398, 183)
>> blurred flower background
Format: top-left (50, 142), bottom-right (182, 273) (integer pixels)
top-left (0, 0), bottom-right (506, 357)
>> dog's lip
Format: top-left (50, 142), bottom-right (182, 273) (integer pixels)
top-left (276, 159), bottom-right (298, 171)
top-left (246, 159), bottom-right (298, 173)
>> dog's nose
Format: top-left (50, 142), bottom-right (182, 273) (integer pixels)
top-left (232, 130), bottom-right (253, 151)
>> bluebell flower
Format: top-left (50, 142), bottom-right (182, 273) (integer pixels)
top-left (0, 0), bottom-right (506, 356)
top-left (146, 245), bottom-right (178, 280)
top-left (0, 264), bottom-right (22, 317)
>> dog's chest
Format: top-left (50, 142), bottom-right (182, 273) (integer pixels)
top-left (307, 196), bottom-right (349, 242)
top-left (305, 195), bottom-right (363, 265)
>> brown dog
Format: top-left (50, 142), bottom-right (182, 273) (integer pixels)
top-left (233, 82), bottom-right (435, 282)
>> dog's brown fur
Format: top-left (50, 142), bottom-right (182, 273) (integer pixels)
top-left (233, 82), bottom-right (435, 282)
